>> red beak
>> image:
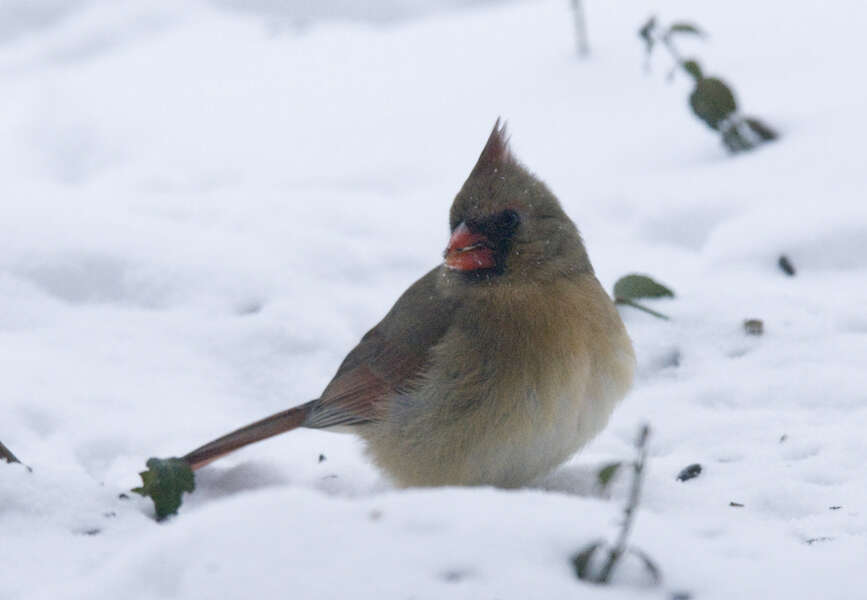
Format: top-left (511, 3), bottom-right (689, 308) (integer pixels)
top-left (444, 222), bottom-right (496, 272)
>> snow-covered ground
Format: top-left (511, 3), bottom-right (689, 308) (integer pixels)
top-left (1, 0), bottom-right (866, 598)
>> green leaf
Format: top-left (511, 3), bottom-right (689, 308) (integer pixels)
top-left (721, 123), bottom-right (754, 153)
top-left (743, 319), bottom-right (763, 336)
top-left (132, 457), bottom-right (195, 520)
top-left (613, 275), bottom-right (674, 320)
top-left (597, 462), bottom-right (622, 489)
top-left (668, 22), bottom-right (705, 37)
top-left (689, 77), bottom-right (737, 130)
top-left (613, 274), bottom-right (674, 301)
top-left (571, 541), bottom-right (604, 581)
top-left (681, 59), bottom-right (703, 81)
top-left (638, 16), bottom-right (657, 55)
top-left (744, 117), bottom-right (778, 141)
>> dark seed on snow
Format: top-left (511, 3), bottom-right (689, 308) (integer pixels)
top-left (778, 255), bottom-right (796, 276)
top-left (676, 463), bottom-right (702, 482)
top-left (743, 319), bottom-right (764, 336)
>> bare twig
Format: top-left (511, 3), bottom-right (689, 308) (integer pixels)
top-left (596, 424), bottom-right (650, 583)
top-left (0, 440), bottom-right (21, 464)
top-left (661, 33), bottom-right (686, 80)
top-left (615, 298), bottom-right (670, 320)
top-left (571, 425), bottom-right (658, 585)
top-left (570, 0), bottom-right (590, 57)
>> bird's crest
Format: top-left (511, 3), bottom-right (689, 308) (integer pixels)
top-left (471, 118), bottom-right (513, 175)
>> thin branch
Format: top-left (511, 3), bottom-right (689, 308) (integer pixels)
top-left (0, 440), bottom-right (21, 464)
top-left (661, 33), bottom-right (687, 80)
top-left (570, 0), bottom-right (590, 57)
top-left (596, 425), bottom-right (650, 583)
top-left (616, 298), bottom-right (670, 320)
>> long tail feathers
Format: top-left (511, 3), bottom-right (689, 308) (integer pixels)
top-left (183, 400), bottom-right (316, 471)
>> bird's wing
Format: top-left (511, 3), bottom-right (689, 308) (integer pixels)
top-left (182, 267), bottom-right (457, 469)
top-left (305, 267), bottom-right (459, 428)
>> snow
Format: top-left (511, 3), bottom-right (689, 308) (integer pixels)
top-left (1, 0), bottom-right (866, 598)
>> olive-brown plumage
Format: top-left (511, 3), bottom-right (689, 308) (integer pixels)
top-left (183, 121), bottom-right (635, 487)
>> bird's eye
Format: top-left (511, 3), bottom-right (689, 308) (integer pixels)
top-left (500, 209), bottom-right (520, 230)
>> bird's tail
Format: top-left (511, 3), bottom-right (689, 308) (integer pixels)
top-left (183, 400), bottom-right (316, 470)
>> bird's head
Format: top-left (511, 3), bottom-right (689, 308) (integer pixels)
top-left (443, 120), bottom-right (591, 287)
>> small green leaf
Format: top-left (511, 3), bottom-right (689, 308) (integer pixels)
top-left (638, 16), bottom-right (657, 55)
top-left (132, 457), bottom-right (195, 520)
top-left (597, 462), bottom-right (622, 489)
top-left (681, 59), bottom-right (703, 81)
top-left (613, 274), bottom-right (674, 301)
top-left (721, 123), bottom-right (754, 153)
top-left (571, 541), bottom-right (604, 581)
top-left (668, 22), bottom-right (705, 37)
top-left (613, 275), bottom-right (674, 320)
top-left (743, 319), bottom-right (763, 336)
top-left (744, 117), bottom-right (778, 141)
top-left (689, 77), bottom-right (737, 130)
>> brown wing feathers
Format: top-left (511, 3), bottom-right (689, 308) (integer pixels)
top-left (181, 270), bottom-right (457, 470)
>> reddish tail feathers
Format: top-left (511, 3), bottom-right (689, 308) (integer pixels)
top-left (183, 401), bottom-right (315, 470)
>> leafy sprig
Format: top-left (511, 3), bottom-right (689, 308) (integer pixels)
top-left (132, 457), bottom-right (195, 521)
top-left (572, 425), bottom-right (659, 585)
top-left (613, 274), bottom-right (674, 320)
top-left (639, 16), bottom-right (777, 153)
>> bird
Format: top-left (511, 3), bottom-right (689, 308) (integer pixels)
top-left (182, 120), bottom-right (635, 488)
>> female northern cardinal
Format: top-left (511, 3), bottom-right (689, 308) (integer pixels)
top-left (183, 121), bottom-right (635, 488)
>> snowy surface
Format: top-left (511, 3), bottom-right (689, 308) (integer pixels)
top-left (1, 0), bottom-right (866, 598)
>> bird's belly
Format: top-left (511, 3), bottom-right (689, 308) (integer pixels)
top-left (362, 348), bottom-right (630, 488)
top-left (461, 371), bottom-right (619, 487)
